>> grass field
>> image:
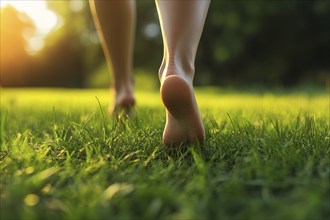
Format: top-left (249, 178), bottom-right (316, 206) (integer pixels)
top-left (1, 88), bottom-right (329, 220)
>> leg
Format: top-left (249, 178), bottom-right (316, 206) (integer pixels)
top-left (155, 0), bottom-right (210, 146)
top-left (89, 0), bottom-right (136, 115)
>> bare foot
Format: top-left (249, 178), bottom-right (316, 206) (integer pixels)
top-left (160, 75), bottom-right (205, 146)
top-left (109, 89), bottom-right (136, 117)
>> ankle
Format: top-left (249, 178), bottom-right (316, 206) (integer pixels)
top-left (159, 62), bottom-right (195, 84)
top-left (114, 78), bottom-right (134, 95)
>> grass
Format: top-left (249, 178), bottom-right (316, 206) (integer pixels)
top-left (1, 87), bottom-right (329, 220)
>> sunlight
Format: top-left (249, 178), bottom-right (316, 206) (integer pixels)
top-left (0, 0), bottom-right (59, 53)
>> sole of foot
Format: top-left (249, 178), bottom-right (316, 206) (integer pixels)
top-left (160, 75), bottom-right (205, 147)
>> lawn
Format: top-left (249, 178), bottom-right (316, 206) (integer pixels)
top-left (1, 87), bottom-right (329, 220)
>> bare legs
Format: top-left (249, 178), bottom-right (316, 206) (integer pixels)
top-left (89, 0), bottom-right (136, 115)
top-left (89, 0), bottom-right (210, 146)
top-left (156, 0), bottom-right (210, 146)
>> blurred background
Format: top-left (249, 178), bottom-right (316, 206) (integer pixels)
top-left (1, 0), bottom-right (329, 88)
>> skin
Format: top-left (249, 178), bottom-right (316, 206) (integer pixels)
top-left (89, 0), bottom-right (210, 146)
top-left (89, 0), bottom-right (136, 115)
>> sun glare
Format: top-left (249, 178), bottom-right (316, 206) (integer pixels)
top-left (0, 0), bottom-right (59, 53)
